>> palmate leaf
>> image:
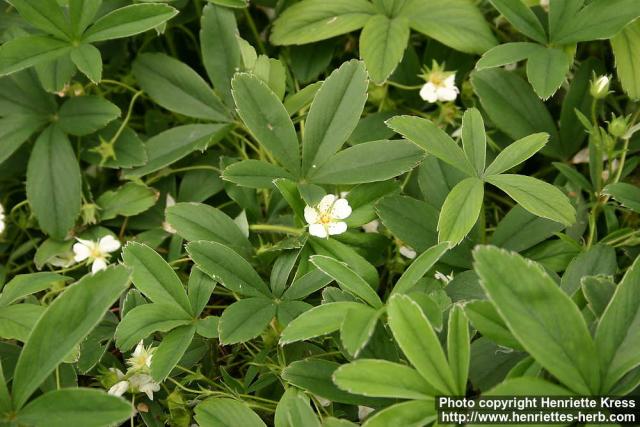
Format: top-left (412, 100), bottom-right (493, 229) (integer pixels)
top-left (488, 0), bottom-right (546, 44)
top-left (0, 36), bottom-right (71, 77)
top-left (12, 266), bottom-right (131, 408)
top-left (473, 246), bottom-right (600, 394)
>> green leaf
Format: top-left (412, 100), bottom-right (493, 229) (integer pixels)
top-left (387, 294), bottom-right (457, 394)
top-left (69, 0), bottom-right (103, 36)
top-left (359, 15), bottom-right (410, 84)
top-left (0, 114), bottom-right (46, 165)
top-left (123, 124), bottom-right (231, 178)
top-left (553, 162), bottom-right (593, 193)
top-left (58, 96), bottom-right (120, 136)
top-left (484, 133), bottom-right (549, 175)
top-left (188, 268), bottom-right (216, 317)
top-left (490, 205), bottom-right (564, 252)
top-left (133, 53), bottom-right (229, 122)
top-left (16, 388), bottom-right (131, 427)
top-left (362, 400), bottom-right (436, 427)
top-left (333, 359), bottom-right (434, 399)
top-left (275, 388), bottom-right (321, 427)
top-left (308, 236), bottom-right (379, 287)
top-left (0, 304), bottom-right (45, 342)
top-left (83, 4), bottom-right (179, 42)
top-left (195, 398), bottom-right (266, 427)
top-left (340, 305), bottom-right (380, 357)
top-left (447, 305), bottom-right (470, 395)
top-left (219, 298), bottom-right (276, 344)
top-left (485, 174), bottom-right (576, 226)
top-left (551, 0), bottom-right (640, 44)
top-left (196, 316), bottom-right (219, 338)
top-left (279, 302), bottom-right (361, 344)
top-left (0, 36), bottom-right (71, 77)
top-left (471, 69), bottom-right (561, 158)
top-left (548, 0), bottom-right (584, 43)
top-left (166, 202), bottom-right (253, 259)
top-left (582, 276), bottom-right (616, 318)
top-left (282, 269), bottom-right (332, 301)
top-left (115, 303), bottom-right (192, 351)
top-left (270, 0), bottom-right (376, 45)
top-left (9, 0), bottom-right (70, 40)
top-left (308, 139), bottom-right (424, 184)
top-left (302, 60), bottom-right (368, 176)
top-left (223, 160), bottom-right (294, 189)
top-left (11, 266), bottom-right (131, 408)
top-left (70, 44), bottom-right (102, 84)
top-left (282, 359), bottom-right (384, 406)
top-left (187, 241), bottom-right (270, 297)
top-left (603, 182), bottom-right (640, 213)
top-left (488, 0), bottom-right (547, 43)
top-left (612, 20), bottom-right (640, 100)
top-left (393, 242), bottom-right (450, 295)
top-left (201, 4), bottom-right (241, 106)
top-left (310, 256), bottom-right (382, 308)
top-left (476, 42), bottom-right (542, 71)
top-left (34, 54), bottom-right (76, 94)
top-left (473, 246), bottom-right (600, 394)
top-left (0, 272), bottom-right (69, 307)
top-left (560, 244), bottom-right (617, 295)
top-left (122, 242), bottom-right (192, 315)
top-left (208, 0), bottom-right (248, 8)
top-left (526, 46), bottom-right (573, 100)
top-left (404, 0), bottom-right (497, 54)
top-left (150, 324), bottom-right (196, 382)
top-left (595, 256), bottom-right (640, 392)
top-left (26, 125), bottom-right (82, 240)
top-left (97, 182), bottom-right (158, 220)
top-left (387, 115), bottom-right (475, 176)
top-left (232, 73), bottom-right (301, 175)
top-left (438, 177), bottom-right (484, 246)
top-left (464, 300), bottom-right (523, 349)
top-left (461, 108), bottom-right (486, 175)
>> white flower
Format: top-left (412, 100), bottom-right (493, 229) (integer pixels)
top-left (304, 195), bottom-right (352, 238)
top-left (399, 245), bottom-right (417, 259)
top-left (358, 406), bottom-right (375, 421)
top-left (73, 235), bottom-right (121, 273)
top-left (127, 340), bottom-right (155, 372)
top-left (540, 0), bottom-right (549, 11)
top-left (108, 380), bottom-right (129, 397)
top-left (129, 374), bottom-right (160, 401)
top-left (435, 271), bottom-right (454, 284)
top-left (0, 203), bottom-right (5, 234)
top-left (362, 220), bottom-right (379, 234)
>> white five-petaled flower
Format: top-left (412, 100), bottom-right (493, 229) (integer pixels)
top-left (0, 203), bottom-right (5, 234)
top-left (127, 340), bottom-right (155, 372)
top-left (128, 374), bottom-right (161, 401)
top-left (304, 195), bottom-right (352, 238)
top-left (435, 270), bottom-right (454, 284)
top-left (73, 235), bottom-right (121, 273)
top-left (419, 62), bottom-right (459, 103)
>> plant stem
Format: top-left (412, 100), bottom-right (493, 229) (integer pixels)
top-left (249, 224), bottom-right (303, 235)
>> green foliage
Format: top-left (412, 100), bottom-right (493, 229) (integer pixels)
top-left (0, 1), bottom-right (639, 425)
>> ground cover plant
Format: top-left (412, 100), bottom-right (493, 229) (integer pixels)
top-left (0, 0), bottom-right (640, 425)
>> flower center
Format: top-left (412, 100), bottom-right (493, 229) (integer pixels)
top-left (319, 213), bottom-right (332, 224)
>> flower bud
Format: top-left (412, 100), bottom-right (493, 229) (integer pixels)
top-left (608, 115), bottom-right (630, 138)
top-left (590, 75), bottom-right (610, 99)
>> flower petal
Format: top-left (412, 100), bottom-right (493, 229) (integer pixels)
top-left (108, 381), bottom-right (129, 397)
top-left (72, 243), bottom-right (91, 262)
top-left (98, 235), bottom-right (121, 253)
top-left (437, 86), bottom-right (458, 102)
top-left (91, 257), bottom-right (108, 273)
top-left (420, 82), bottom-right (438, 103)
top-left (304, 206), bottom-right (320, 224)
top-left (309, 223), bottom-right (328, 238)
top-left (327, 221), bottom-right (347, 236)
top-left (317, 194), bottom-right (336, 213)
top-left (330, 198), bottom-right (352, 220)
